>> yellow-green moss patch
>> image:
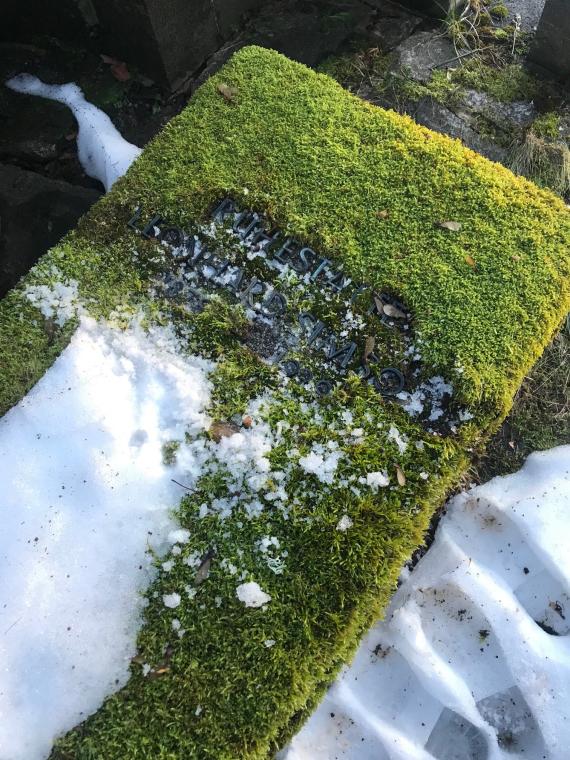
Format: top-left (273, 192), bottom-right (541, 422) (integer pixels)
top-left (0, 46), bottom-right (568, 760)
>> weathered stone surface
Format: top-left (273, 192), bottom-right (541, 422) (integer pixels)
top-left (460, 90), bottom-right (536, 129)
top-left (0, 165), bottom-right (101, 297)
top-left (0, 92), bottom-right (75, 166)
top-left (366, 0), bottom-right (423, 51)
top-left (504, 0), bottom-right (546, 31)
top-left (370, 0), bottom-right (467, 19)
top-left (394, 31), bottom-right (456, 82)
top-left (192, 0), bottom-right (374, 91)
top-left (529, 0), bottom-right (570, 77)
top-left (91, 0), bottom-right (263, 89)
top-left (413, 97), bottom-right (508, 162)
top-left (248, 1), bottom-right (373, 67)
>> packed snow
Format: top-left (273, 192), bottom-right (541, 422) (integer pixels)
top-left (236, 581), bottom-right (271, 608)
top-left (281, 445), bottom-right (570, 760)
top-left (0, 316), bottom-right (213, 760)
top-left (6, 74), bottom-right (141, 191)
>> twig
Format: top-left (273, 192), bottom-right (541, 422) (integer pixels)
top-left (171, 478), bottom-right (193, 491)
top-left (434, 47), bottom-right (487, 69)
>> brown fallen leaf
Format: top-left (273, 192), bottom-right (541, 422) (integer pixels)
top-left (438, 221), bottom-right (462, 232)
top-left (373, 294), bottom-right (384, 316)
top-left (195, 549), bottom-right (215, 586)
top-left (383, 303), bottom-right (407, 320)
top-left (465, 255), bottom-right (476, 268)
top-left (217, 82), bottom-right (238, 102)
top-left (209, 420), bottom-right (240, 442)
top-left (395, 465), bottom-right (406, 486)
top-left (364, 336), bottom-right (375, 363)
top-left (100, 53), bottom-right (130, 82)
top-left (511, 254), bottom-right (521, 261)
top-left (376, 209), bottom-right (390, 219)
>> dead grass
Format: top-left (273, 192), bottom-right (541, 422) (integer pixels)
top-left (475, 327), bottom-right (570, 482)
top-left (509, 131), bottom-right (570, 197)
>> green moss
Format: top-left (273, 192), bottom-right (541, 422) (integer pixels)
top-left (490, 4), bottom-right (509, 19)
top-left (396, 68), bottom-right (463, 107)
top-left (0, 46), bottom-right (568, 759)
top-left (453, 60), bottom-right (539, 102)
top-left (532, 112), bottom-right (562, 140)
top-left (161, 440), bottom-right (181, 466)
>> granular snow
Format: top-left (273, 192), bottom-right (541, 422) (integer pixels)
top-left (236, 581), bottom-right (271, 608)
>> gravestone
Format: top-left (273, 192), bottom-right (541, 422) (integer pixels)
top-left (529, 0), bottom-right (570, 78)
top-left (91, 0), bottom-right (263, 88)
top-left (1, 47), bottom-right (568, 759)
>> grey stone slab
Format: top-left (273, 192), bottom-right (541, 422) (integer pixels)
top-left (529, 0), bottom-right (570, 77)
top-left (0, 165), bottom-right (101, 297)
top-left (394, 30), bottom-right (456, 82)
top-left (91, 0), bottom-right (264, 89)
top-left (413, 97), bottom-right (508, 162)
top-left (504, 0), bottom-right (546, 31)
top-left (366, 0), bottom-right (423, 51)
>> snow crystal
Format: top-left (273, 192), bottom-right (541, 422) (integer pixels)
top-left (162, 593), bottom-right (181, 609)
top-left (365, 471), bottom-right (390, 490)
top-left (168, 528), bottom-right (191, 544)
top-left (387, 425), bottom-right (408, 455)
top-left (336, 514), bottom-right (353, 532)
top-left (24, 278), bottom-right (79, 326)
top-left (298, 446), bottom-right (343, 485)
top-left (6, 75), bottom-right (141, 191)
top-left (236, 581), bottom-right (271, 608)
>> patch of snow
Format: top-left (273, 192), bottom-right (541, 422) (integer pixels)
top-left (0, 316), bottom-right (213, 760)
top-left (336, 514), bottom-right (353, 532)
top-left (387, 425), bottom-right (408, 455)
top-left (365, 471), bottom-right (390, 490)
top-left (6, 74), bottom-right (141, 191)
top-left (282, 446), bottom-right (570, 760)
top-left (236, 581), bottom-right (271, 608)
top-left (298, 445), bottom-right (343, 485)
top-left (24, 278), bottom-right (80, 326)
top-left (162, 593), bottom-right (181, 609)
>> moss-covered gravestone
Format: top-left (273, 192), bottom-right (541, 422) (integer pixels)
top-left (1, 46), bottom-right (569, 759)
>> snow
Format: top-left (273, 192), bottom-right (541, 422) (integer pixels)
top-left (163, 593), bottom-right (182, 609)
top-left (282, 446), bottom-right (570, 760)
top-left (236, 581), bottom-right (271, 608)
top-left (365, 471), bottom-right (390, 490)
top-left (5, 75), bottom-right (141, 191)
top-left (336, 514), bottom-right (353, 532)
top-left (0, 316), bottom-right (213, 760)
top-left (298, 445), bottom-right (343, 484)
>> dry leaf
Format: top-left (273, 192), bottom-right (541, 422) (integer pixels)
top-left (195, 550), bottom-right (214, 586)
top-left (100, 54), bottom-right (130, 81)
top-left (217, 83), bottom-right (237, 102)
top-left (438, 221), bottom-right (462, 232)
top-left (395, 465), bottom-right (406, 486)
top-left (242, 415), bottom-right (253, 428)
top-left (364, 336), bottom-right (375, 363)
top-left (376, 209), bottom-right (390, 219)
top-left (511, 254), bottom-right (521, 261)
top-left (373, 294), bottom-right (384, 316)
top-left (465, 255), bottom-right (476, 268)
top-left (382, 303), bottom-right (406, 319)
top-left (210, 420), bottom-right (240, 442)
